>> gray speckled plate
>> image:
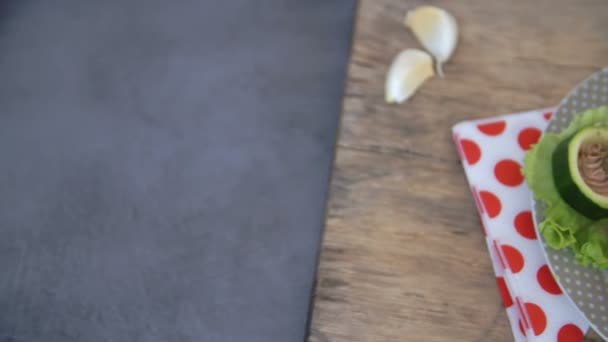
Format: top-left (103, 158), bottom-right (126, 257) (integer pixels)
top-left (532, 68), bottom-right (608, 339)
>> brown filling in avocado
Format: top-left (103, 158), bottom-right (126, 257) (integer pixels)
top-left (578, 143), bottom-right (608, 195)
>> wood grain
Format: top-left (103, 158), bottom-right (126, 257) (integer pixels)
top-left (309, 0), bottom-right (608, 341)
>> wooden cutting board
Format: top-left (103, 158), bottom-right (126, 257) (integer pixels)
top-left (308, 0), bottom-right (608, 341)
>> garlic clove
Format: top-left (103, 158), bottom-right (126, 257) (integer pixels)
top-left (385, 49), bottom-right (435, 104)
top-left (404, 6), bottom-right (458, 76)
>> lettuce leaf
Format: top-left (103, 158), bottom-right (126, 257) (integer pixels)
top-left (522, 132), bottom-right (561, 206)
top-left (523, 106), bottom-right (608, 268)
top-left (558, 106), bottom-right (608, 139)
top-left (573, 220), bottom-right (608, 269)
top-left (540, 220), bottom-right (576, 249)
top-left (539, 201), bottom-right (590, 249)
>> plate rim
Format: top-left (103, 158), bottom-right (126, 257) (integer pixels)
top-left (531, 67), bottom-right (608, 339)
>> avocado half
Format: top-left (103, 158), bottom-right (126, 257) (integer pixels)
top-left (553, 125), bottom-right (608, 219)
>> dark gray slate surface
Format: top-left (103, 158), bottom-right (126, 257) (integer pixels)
top-left (0, 1), bottom-right (354, 341)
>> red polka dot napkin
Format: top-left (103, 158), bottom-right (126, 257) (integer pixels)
top-left (453, 108), bottom-right (589, 342)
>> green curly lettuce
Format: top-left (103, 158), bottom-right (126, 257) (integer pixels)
top-left (559, 106), bottom-right (608, 140)
top-left (573, 220), bottom-right (608, 268)
top-left (539, 202), bottom-right (588, 249)
top-left (522, 106), bottom-right (608, 269)
top-left (522, 133), bottom-right (562, 206)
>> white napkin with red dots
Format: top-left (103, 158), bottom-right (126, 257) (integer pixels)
top-left (452, 108), bottom-right (591, 342)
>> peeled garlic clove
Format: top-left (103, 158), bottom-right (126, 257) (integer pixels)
top-left (385, 49), bottom-right (435, 104)
top-left (404, 6), bottom-right (458, 76)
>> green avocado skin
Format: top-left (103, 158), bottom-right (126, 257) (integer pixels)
top-left (553, 132), bottom-right (608, 220)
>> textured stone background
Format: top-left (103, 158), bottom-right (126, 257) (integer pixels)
top-left (0, 1), bottom-right (355, 341)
